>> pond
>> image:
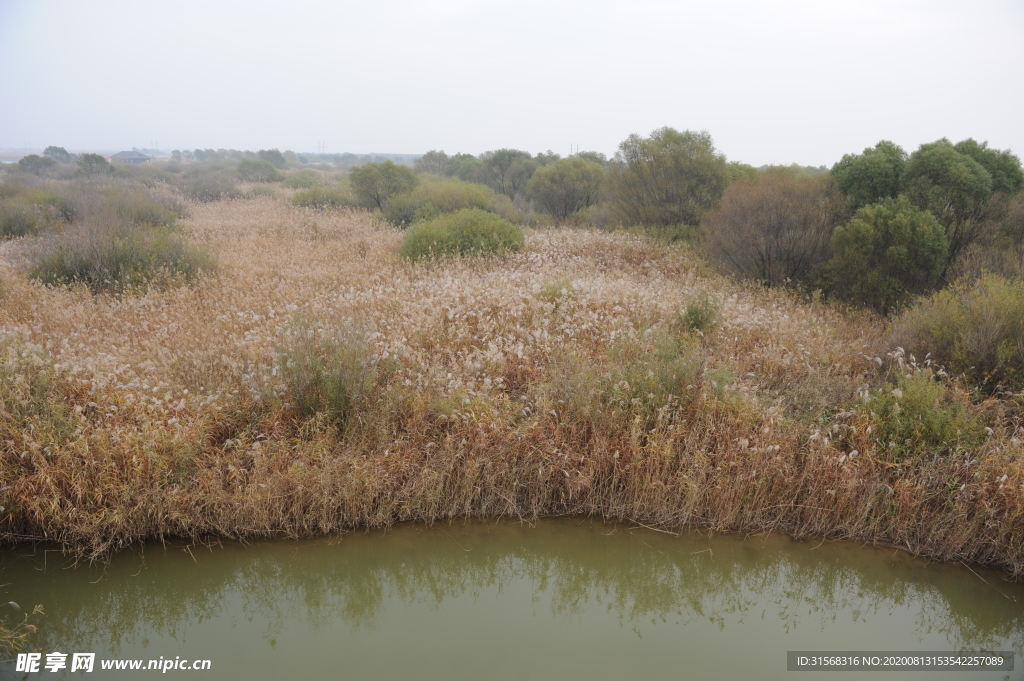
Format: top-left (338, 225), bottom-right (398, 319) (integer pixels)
top-left (1, 519), bottom-right (1022, 680)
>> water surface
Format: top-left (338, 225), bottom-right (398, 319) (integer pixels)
top-left (1, 519), bottom-right (1022, 680)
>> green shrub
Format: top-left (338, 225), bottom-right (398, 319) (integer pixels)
top-left (100, 186), bottom-right (178, 226)
top-left (244, 185), bottom-right (278, 199)
top-left (282, 330), bottom-right (395, 428)
top-left (678, 295), bottom-right (721, 335)
top-left (863, 372), bottom-right (986, 462)
top-left (383, 179), bottom-right (494, 227)
top-left (892, 274), bottom-right (1024, 391)
top-left (282, 169), bottom-right (321, 189)
top-left (237, 158), bottom-right (284, 183)
top-left (825, 198), bottom-right (947, 313)
top-left (0, 188), bottom-right (75, 238)
top-left (558, 329), bottom-right (705, 432)
top-left (27, 219), bottom-right (215, 293)
top-left (292, 186), bottom-right (353, 210)
top-left (179, 169), bottom-right (240, 202)
top-left (488, 194), bottom-right (522, 223)
top-left (399, 208), bottom-right (524, 261)
top-left (0, 200), bottom-right (41, 238)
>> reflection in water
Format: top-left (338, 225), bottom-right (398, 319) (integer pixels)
top-left (1, 520), bottom-right (1022, 680)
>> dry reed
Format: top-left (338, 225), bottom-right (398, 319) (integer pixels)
top-left (0, 196), bottom-right (1021, 581)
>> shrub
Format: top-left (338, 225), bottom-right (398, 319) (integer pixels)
top-left (237, 158), bottom-right (284, 182)
top-left (349, 161), bottom-right (417, 210)
top-left (557, 329), bottom-right (705, 432)
top-left (282, 329), bottom-right (394, 428)
top-left (100, 186), bottom-right (178, 226)
top-left (27, 218), bottom-right (215, 293)
top-left (526, 157), bottom-right (606, 224)
top-left (399, 208), bottom-right (524, 261)
top-left (825, 198), bottom-right (947, 313)
top-left (383, 179), bottom-right (494, 227)
top-left (863, 372), bottom-right (986, 463)
top-left (892, 274), bottom-right (1024, 391)
top-left (292, 186), bottom-right (353, 210)
top-left (0, 188), bottom-right (75, 238)
top-left (677, 295), bottom-right (721, 335)
top-left (179, 169), bottom-right (240, 202)
top-left (704, 167), bottom-right (847, 285)
top-left (282, 169), bottom-right (321, 189)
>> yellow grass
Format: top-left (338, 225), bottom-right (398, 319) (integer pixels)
top-left (1, 196), bottom-right (1022, 578)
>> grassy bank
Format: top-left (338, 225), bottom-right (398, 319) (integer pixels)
top-left (0, 196), bottom-right (1022, 580)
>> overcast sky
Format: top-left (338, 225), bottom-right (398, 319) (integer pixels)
top-left (1, 0), bottom-right (1022, 166)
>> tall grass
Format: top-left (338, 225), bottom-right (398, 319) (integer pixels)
top-left (26, 218), bottom-right (215, 293)
top-left (0, 195), bottom-right (1020, 583)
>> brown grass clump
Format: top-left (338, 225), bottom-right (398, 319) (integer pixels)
top-left (0, 195), bottom-right (1022, 580)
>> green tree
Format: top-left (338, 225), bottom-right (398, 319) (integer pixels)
top-left (705, 167), bottom-right (847, 286)
top-left (574, 151), bottom-right (608, 168)
top-left (475, 149), bottom-right (538, 197)
top-left (171, 150), bottom-right (182, 163)
top-left (43, 146), bottom-right (73, 163)
top-left (830, 140), bottom-right (907, 210)
top-left (953, 139), bottom-right (1024, 195)
top-left (526, 157), bottom-right (606, 224)
top-left (17, 154), bottom-right (57, 175)
top-left (414, 150), bottom-right (451, 175)
top-left (825, 198), bottom-right (947, 313)
top-left (258, 149), bottom-right (287, 169)
top-left (237, 158), bottom-right (284, 182)
top-left (608, 127), bottom-right (729, 228)
top-left (77, 153), bottom-right (112, 175)
top-left (348, 161), bottom-right (417, 210)
top-left (901, 138), bottom-right (993, 271)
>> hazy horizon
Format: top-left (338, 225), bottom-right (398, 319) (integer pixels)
top-left (2, 0), bottom-right (1022, 167)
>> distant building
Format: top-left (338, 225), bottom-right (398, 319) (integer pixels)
top-left (108, 151), bottom-right (151, 164)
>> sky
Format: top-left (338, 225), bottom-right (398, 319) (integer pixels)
top-left (1, 0), bottom-right (1022, 167)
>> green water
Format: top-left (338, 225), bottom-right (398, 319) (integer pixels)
top-left (1, 519), bottom-right (1022, 680)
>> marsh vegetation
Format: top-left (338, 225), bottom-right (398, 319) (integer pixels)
top-left (1, 131), bottom-right (1023, 650)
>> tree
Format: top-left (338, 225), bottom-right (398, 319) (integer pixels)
top-left (901, 138), bottom-right (993, 272)
top-left (526, 157), bottom-right (606, 223)
top-left (237, 158), bottom-right (283, 182)
top-left (474, 149), bottom-right (538, 197)
top-left (258, 149), bottom-right (287, 169)
top-left (348, 161), bottom-right (417, 210)
top-left (705, 166), bottom-right (847, 285)
top-left (608, 127), bottom-right (729, 228)
top-left (825, 198), bottom-right (947, 313)
top-left (953, 139), bottom-right (1024, 195)
top-left (77, 153), bottom-right (112, 175)
top-left (534, 150), bottom-right (561, 166)
top-left (830, 140), bottom-right (907, 210)
top-left (414, 150), bottom-right (451, 175)
top-left (17, 154), bottom-right (57, 175)
top-left (171, 150), bottom-right (182, 163)
top-left (43, 146), bottom-right (73, 164)
top-left (574, 151), bottom-right (608, 168)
